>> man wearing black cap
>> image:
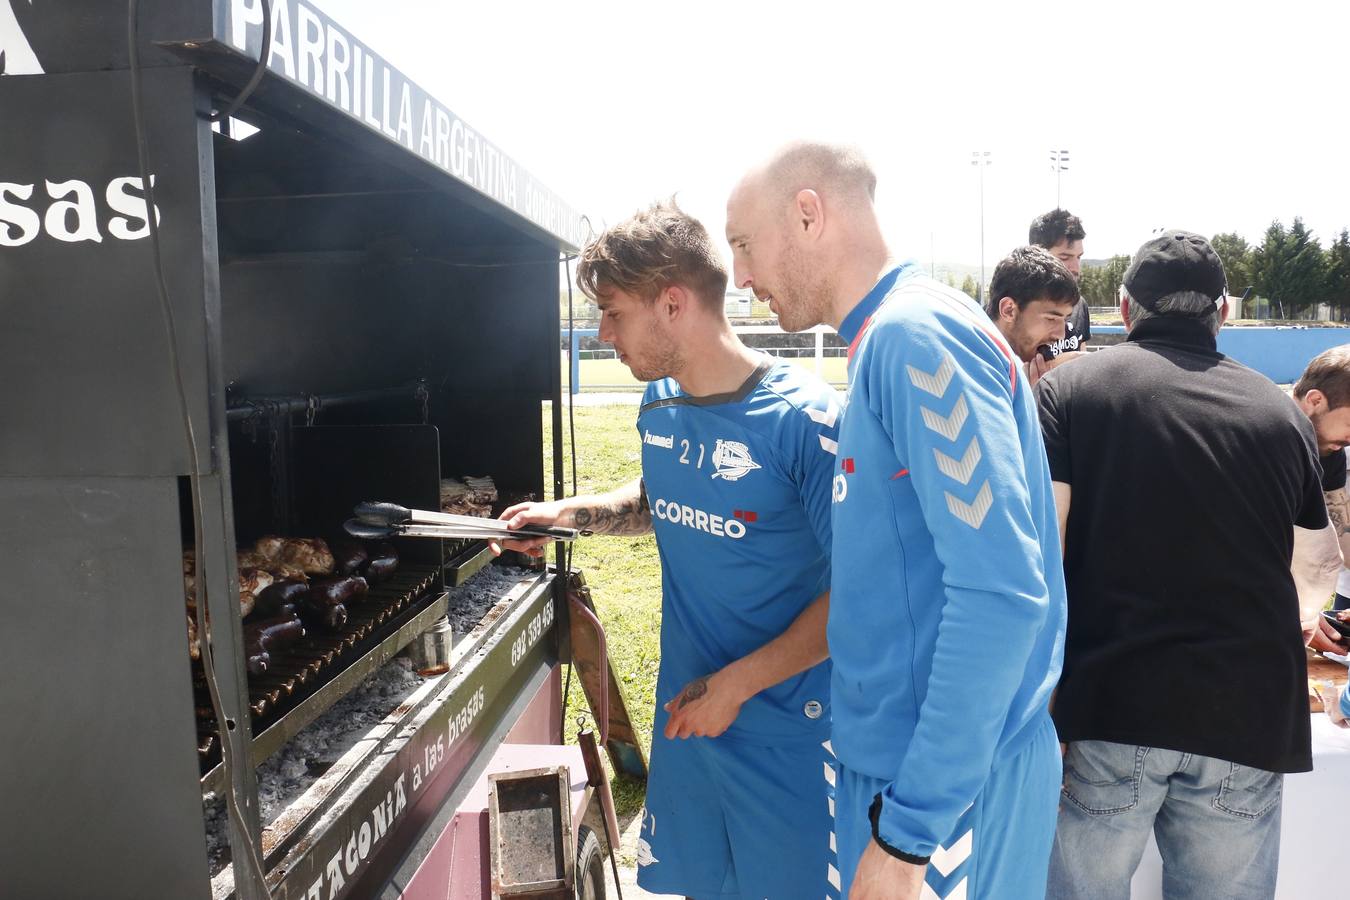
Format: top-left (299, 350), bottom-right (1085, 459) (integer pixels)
top-left (1036, 231), bottom-right (1337, 899)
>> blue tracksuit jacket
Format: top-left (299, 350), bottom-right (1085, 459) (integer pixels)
top-left (829, 264), bottom-right (1067, 858)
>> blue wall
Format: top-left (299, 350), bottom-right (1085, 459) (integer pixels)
top-left (1093, 326), bottom-right (1350, 384)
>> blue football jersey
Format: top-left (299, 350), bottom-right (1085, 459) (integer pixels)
top-left (638, 358), bottom-right (840, 743)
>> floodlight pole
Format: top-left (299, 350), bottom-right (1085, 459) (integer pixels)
top-left (1050, 149), bottom-right (1070, 209)
top-left (972, 151), bottom-right (992, 300)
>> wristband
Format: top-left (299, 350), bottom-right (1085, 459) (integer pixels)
top-left (868, 793), bottom-right (931, 866)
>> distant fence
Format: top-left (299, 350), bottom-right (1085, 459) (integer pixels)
top-left (568, 324), bottom-right (1350, 392)
top-left (564, 325), bottom-right (844, 393)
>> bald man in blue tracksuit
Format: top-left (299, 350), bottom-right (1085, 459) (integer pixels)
top-left (829, 264), bottom-right (1068, 900)
top-left (727, 143), bottom-right (1066, 899)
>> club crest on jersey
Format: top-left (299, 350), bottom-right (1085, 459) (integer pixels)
top-left (710, 439), bottom-right (761, 481)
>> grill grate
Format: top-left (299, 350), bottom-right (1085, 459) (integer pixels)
top-left (194, 563), bottom-right (440, 767)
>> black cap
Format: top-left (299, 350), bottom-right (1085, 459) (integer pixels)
top-left (1123, 230), bottom-right (1227, 314)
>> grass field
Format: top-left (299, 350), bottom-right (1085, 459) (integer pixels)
top-left (541, 403), bottom-right (662, 818)
top-left (566, 355), bottom-right (849, 391)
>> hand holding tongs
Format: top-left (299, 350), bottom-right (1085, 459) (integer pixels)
top-left (344, 501), bottom-right (587, 542)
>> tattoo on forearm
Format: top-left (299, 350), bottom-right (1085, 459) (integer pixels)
top-left (571, 483), bottom-right (652, 536)
top-left (1326, 490), bottom-right (1350, 536)
top-left (677, 677), bottom-right (709, 709)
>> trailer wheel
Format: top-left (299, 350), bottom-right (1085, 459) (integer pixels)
top-left (575, 825), bottom-right (605, 900)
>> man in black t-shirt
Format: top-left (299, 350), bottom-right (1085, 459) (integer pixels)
top-left (1036, 231), bottom-right (1337, 900)
top-left (1028, 209), bottom-right (1091, 369)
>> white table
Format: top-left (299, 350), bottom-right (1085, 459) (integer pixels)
top-left (1131, 716), bottom-right (1350, 898)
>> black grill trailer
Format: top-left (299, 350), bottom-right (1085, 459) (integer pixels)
top-left (0, 2), bottom-right (643, 898)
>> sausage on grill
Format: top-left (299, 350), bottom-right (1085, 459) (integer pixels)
top-left (254, 579), bottom-right (310, 618)
top-left (363, 543), bottom-right (399, 583)
top-left (330, 539), bottom-right (369, 577)
top-left (243, 614), bottom-right (305, 656)
top-left (309, 576), bottom-right (364, 607)
top-left (300, 597), bottom-right (348, 631)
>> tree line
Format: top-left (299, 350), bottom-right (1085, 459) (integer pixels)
top-left (952, 219), bottom-right (1350, 321)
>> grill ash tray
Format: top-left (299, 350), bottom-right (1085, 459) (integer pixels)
top-left (201, 565), bottom-right (543, 879)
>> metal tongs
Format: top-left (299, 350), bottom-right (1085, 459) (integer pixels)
top-left (344, 501), bottom-right (586, 542)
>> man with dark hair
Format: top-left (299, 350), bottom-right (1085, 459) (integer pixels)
top-left (499, 199), bottom-right (843, 899)
top-left (1028, 208), bottom-right (1088, 278)
top-left (1036, 230), bottom-right (1339, 899)
top-left (985, 246), bottom-right (1080, 380)
top-left (1028, 208), bottom-right (1091, 371)
top-left (1294, 345), bottom-right (1350, 630)
top-left (728, 142), bottom-right (1066, 900)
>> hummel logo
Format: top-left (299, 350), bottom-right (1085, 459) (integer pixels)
top-left (907, 356), bottom-right (956, 398)
top-left (946, 482), bottom-right (993, 529)
top-left (643, 431), bottom-right (674, 449)
top-left (930, 828), bottom-right (974, 879)
top-left (711, 439), bottom-right (761, 481)
top-left (805, 404), bottom-right (839, 428)
top-left (933, 438), bottom-right (982, 486)
top-left (921, 395), bottom-right (970, 442)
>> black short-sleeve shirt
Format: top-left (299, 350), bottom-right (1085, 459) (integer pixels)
top-left (1041, 298), bottom-right (1092, 359)
top-left (1036, 316), bottom-right (1326, 773)
top-left (1321, 448), bottom-right (1346, 492)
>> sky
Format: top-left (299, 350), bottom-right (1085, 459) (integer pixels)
top-left (314, 0), bottom-right (1350, 275)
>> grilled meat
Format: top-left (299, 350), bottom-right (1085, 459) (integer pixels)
top-left (254, 579), bottom-right (310, 618)
top-left (309, 576), bottom-right (364, 607)
top-left (236, 568), bottom-right (273, 618)
top-left (252, 535), bottom-right (287, 563)
top-left (440, 476), bottom-right (497, 518)
top-left (364, 543), bottom-right (399, 583)
top-left (243, 614), bottom-right (305, 656)
top-left (330, 538), bottom-right (369, 577)
top-left (253, 535), bottom-right (326, 579)
top-left (280, 538), bottom-right (335, 576)
top-left (300, 597), bottom-right (348, 631)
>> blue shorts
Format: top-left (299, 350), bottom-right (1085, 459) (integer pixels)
top-left (834, 715), bottom-right (1061, 900)
top-left (637, 713), bottom-right (838, 899)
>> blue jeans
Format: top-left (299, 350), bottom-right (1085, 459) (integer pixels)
top-left (1047, 741), bottom-right (1282, 900)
